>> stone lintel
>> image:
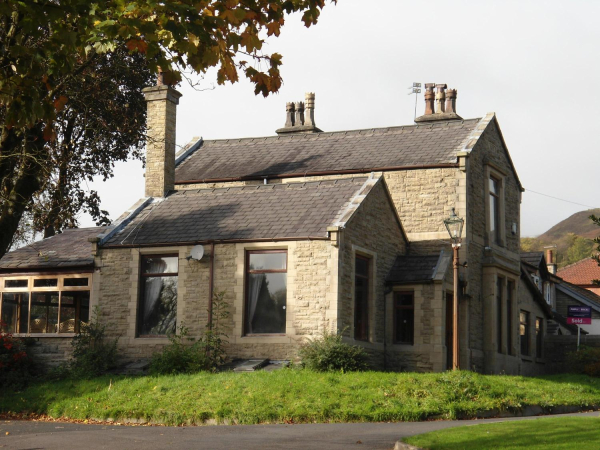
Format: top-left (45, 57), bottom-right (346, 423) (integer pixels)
top-left (142, 85), bottom-right (182, 104)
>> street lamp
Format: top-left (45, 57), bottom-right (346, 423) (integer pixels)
top-left (444, 208), bottom-right (464, 370)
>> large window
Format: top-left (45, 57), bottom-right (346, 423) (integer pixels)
top-left (394, 291), bottom-right (414, 345)
top-left (535, 317), bottom-right (543, 359)
top-left (354, 255), bottom-right (370, 341)
top-left (0, 275), bottom-right (90, 334)
top-left (245, 250), bottom-right (287, 335)
top-left (507, 280), bottom-right (514, 356)
top-left (138, 255), bottom-right (178, 337)
top-left (497, 277), bottom-right (504, 353)
top-left (520, 310), bottom-right (530, 356)
top-left (489, 176), bottom-right (502, 245)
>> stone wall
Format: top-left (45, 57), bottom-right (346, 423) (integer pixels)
top-left (27, 337), bottom-right (73, 368)
top-left (545, 334), bottom-right (600, 374)
top-left (338, 180), bottom-right (407, 369)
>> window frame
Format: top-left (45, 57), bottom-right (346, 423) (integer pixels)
top-left (354, 254), bottom-right (371, 342)
top-left (393, 291), bottom-right (414, 345)
top-left (484, 165), bottom-right (506, 247)
top-left (506, 280), bottom-right (515, 356)
top-left (0, 273), bottom-right (91, 335)
top-left (496, 276), bottom-right (504, 353)
top-left (137, 254), bottom-right (179, 338)
top-left (520, 310), bottom-right (530, 357)
top-left (244, 249), bottom-right (288, 336)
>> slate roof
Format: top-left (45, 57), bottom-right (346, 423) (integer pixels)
top-left (557, 278), bottom-right (600, 308)
top-left (386, 254), bottom-right (443, 284)
top-left (557, 257), bottom-right (600, 285)
top-left (521, 252), bottom-right (544, 268)
top-left (103, 177), bottom-right (371, 247)
top-left (0, 227), bottom-right (103, 272)
top-left (174, 119), bottom-right (481, 183)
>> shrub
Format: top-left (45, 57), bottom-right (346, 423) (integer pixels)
top-left (299, 329), bottom-right (369, 372)
top-left (69, 307), bottom-right (118, 378)
top-left (0, 325), bottom-right (35, 389)
top-left (150, 290), bottom-right (230, 375)
top-left (568, 346), bottom-right (600, 377)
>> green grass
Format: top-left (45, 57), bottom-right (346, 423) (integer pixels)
top-left (404, 416), bottom-right (600, 449)
top-left (1, 371), bottom-right (599, 426)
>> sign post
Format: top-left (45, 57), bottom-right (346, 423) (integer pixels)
top-left (567, 306), bottom-right (591, 351)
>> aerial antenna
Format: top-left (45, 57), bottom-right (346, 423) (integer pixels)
top-left (407, 82), bottom-right (421, 120)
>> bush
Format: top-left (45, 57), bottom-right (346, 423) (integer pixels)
top-left (69, 307), bottom-right (118, 378)
top-left (568, 346), bottom-right (600, 377)
top-left (299, 329), bottom-right (369, 372)
top-left (0, 325), bottom-right (35, 389)
top-left (150, 290), bottom-right (230, 375)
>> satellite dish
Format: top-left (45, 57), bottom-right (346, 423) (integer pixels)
top-left (189, 245), bottom-right (204, 261)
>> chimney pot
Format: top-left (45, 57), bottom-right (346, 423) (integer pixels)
top-left (304, 92), bottom-right (316, 127)
top-left (294, 101), bottom-right (305, 126)
top-left (445, 89), bottom-right (458, 114)
top-left (424, 83), bottom-right (435, 115)
top-left (435, 83), bottom-right (447, 114)
top-left (285, 102), bottom-right (295, 127)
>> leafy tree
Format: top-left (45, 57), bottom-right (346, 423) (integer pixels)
top-left (0, 0), bottom-right (335, 258)
top-left (591, 214), bottom-right (600, 284)
top-left (564, 234), bottom-right (594, 267)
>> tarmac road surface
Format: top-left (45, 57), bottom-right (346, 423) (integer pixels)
top-left (1, 411), bottom-right (598, 450)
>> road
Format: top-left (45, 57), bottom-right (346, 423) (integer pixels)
top-left (1, 411), bottom-right (599, 450)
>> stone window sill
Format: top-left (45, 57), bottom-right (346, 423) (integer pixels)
top-left (13, 333), bottom-right (76, 338)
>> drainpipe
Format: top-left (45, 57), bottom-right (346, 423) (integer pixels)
top-left (208, 243), bottom-right (215, 330)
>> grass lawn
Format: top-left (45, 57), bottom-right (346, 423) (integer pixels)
top-left (1, 371), bottom-right (599, 426)
top-left (404, 416), bottom-right (600, 449)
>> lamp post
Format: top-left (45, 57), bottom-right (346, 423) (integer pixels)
top-left (444, 208), bottom-right (464, 371)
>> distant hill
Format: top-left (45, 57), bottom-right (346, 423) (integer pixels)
top-left (538, 208), bottom-right (600, 241)
top-left (521, 208), bottom-right (600, 268)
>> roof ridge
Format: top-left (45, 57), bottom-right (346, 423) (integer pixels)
top-left (196, 118), bottom-right (483, 145)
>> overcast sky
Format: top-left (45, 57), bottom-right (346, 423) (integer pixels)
top-left (83, 0), bottom-right (600, 237)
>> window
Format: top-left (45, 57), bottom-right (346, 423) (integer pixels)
top-left (520, 311), bottom-right (530, 356)
top-left (489, 176), bottom-right (502, 245)
top-left (354, 255), bottom-right (370, 341)
top-left (245, 250), bottom-right (287, 334)
top-left (138, 255), bottom-right (178, 337)
top-left (394, 291), bottom-right (414, 345)
top-left (497, 277), bottom-right (504, 353)
top-left (543, 282), bottom-right (551, 305)
top-left (0, 275), bottom-right (90, 334)
top-left (507, 280), bottom-right (514, 355)
top-left (536, 317), bottom-right (543, 358)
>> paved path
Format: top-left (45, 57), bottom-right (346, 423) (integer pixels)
top-left (1, 411), bottom-right (599, 450)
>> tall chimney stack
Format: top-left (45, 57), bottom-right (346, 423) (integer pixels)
top-left (415, 82), bottom-right (463, 123)
top-left (142, 72), bottom-right (182, 198)
top-left (545, 245), bottom-right (557, 274)
top-left (276, 92), bottom-right (322, 134)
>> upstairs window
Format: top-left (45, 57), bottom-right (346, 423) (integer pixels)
top-left (354, 255), bottom-right (370, 341)
top-left (138, 255), bottom-right (178, 337)
top-left (0, 275), bottom-right (90, 335)
top-left (489, 176), bottom-right (502, 245)
top-left (245, 250), bottom-right (287, 335)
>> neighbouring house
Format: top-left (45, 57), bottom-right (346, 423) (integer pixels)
top-left (0, 81), bottom-right (557, 374)
top-left (557, 257), bottom-right (600, 296)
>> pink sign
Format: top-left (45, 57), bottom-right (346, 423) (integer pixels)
top-left (567, 317), bottom-right (592, 325)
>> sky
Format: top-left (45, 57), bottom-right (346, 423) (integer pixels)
top-left (83, 0), bottom-right (600, 237)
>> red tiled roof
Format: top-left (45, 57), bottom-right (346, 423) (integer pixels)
top-left (557, 257), bottom-right (600, 285)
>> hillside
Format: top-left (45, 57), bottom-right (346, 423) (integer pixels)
top-left (521, 208), bottom-right (599, 268)
top-left (538, 208), bottom-right (600, 241)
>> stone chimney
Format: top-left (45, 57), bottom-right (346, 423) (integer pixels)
top-left (142, 70), bottom-right (182, 198)
top-left (415, 83), bottom-right (463, 123)
top-left (276, 92), bottom-right (322, 134)
top-left (545, 245), bottom-right (557, 274)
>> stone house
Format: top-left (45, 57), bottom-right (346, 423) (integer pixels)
top-left (0, 81), bottom-right (557, 374)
